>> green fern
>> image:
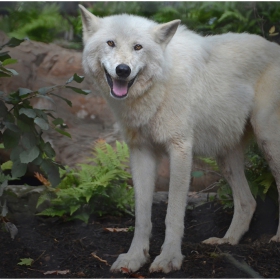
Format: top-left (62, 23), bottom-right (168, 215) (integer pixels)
top-left (37, 208), bottom-right (67, 217)
top-left (37, 141), bottom-right (134, 222)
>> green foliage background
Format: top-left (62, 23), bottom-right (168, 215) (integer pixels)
top-left (1, 2), bottom-right (280, 48)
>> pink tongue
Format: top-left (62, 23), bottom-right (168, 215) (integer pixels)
top-left (113, 79), bottom-right (128, 97)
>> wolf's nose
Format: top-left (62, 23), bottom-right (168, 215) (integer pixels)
top-left (116, 64), bottom-right (131, 78)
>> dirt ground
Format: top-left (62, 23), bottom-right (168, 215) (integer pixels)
top-left (1, 197), bottom-right (280, 278)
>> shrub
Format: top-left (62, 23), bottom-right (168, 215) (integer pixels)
top-left (195, 141), bottom-right (278, 209)
top-left (0, 38), bottom-right (90, 187)
top-left (37, 140), bottom-right (134, 223)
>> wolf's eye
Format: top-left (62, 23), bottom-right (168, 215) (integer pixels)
top-left (107, 41), bottom-right (115, 47)
top-left (134, 44), bottom-right (143, 51)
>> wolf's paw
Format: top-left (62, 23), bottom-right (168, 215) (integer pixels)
top-left (110, 251), bottom-right (150, 273)
top-left (202, 237), bottom-right (237, 245)
top-left (149, 251), bottom-right (184, 273)
top-left (269, 235), bottom-right (280, 243)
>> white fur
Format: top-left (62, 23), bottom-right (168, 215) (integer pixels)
top-left (79, 5), bottom-right (280, 273)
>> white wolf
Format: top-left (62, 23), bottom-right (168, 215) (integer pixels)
top-left (79, 5), bottom-right (280, 273)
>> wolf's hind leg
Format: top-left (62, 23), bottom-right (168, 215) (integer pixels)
top-left (251, 109), bottom-right (280, 242)
top-left (203, 143), bottom-right (256, 245)
top-left (260, 139), bottom-right (280, 243)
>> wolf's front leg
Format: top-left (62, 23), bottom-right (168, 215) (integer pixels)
top-left (111, 146), bottom-right (157, 273)
top-left (149, 140), bottom-right (192, 273)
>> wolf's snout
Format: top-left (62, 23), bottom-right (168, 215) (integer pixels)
top-left (116, 64), bottom-right (131, 78)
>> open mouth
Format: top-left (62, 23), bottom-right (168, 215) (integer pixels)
top-left (104, 68), bottom-right (136, 99)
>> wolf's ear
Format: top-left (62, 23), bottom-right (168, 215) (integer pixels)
top-left (79, 4), bottom-right (100, 43)
top-left (153, 20), bottom-right (181, 48)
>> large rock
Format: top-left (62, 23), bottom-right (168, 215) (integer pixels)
top-left (0, 32), bottom-right (220, 191)
top-left (2, 185), bottom-right (48, 221)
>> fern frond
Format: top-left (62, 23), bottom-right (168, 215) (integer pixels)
top-left (36, 191), bottom-right (53, 208)
top-left (37, 140), bottom-right (133, 222)
top-left (37, 208), bottom-right (66, 217)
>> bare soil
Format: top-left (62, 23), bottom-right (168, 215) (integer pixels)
top-left (1, 198), bottom-right (280, 278)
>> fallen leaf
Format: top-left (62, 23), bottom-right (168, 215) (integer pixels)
top-left (91, 253), bottom-right (109, 266)
top-left (104, 227), bottom-right (129, 232)
top-left (269, 26), bottom-right (275, 34)
top-left (269, 32), bottom-right (279, 37)
top-left (18, 258), bottom-right (33, 266)
top-left (43, 269), bottom-right (70, 275)
top-left (131, 274), bottom-right (145, 279)
top-left (120, 267), bottom-right (145, 278)
top-left (77, 271), bottom-right (86, 277)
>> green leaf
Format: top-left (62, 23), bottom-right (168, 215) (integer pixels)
top-left (37, 208), bottom-right (66, 217)
top-left (3, 122), bottom-right (21, 133)
top-left (49, 93), bottom-right (72, 107)
top-left (0, 66), bottom-right (13, 77)
top-left (70, 204), bottom-right (80, 215)
top-left (18, 258), bottom-right (33, 266)
top-left (11, 161), bottom-right (27, 178)
top-left (36, 95), bottom-right (54, 103)
top-left (0, 100), bottom-right (8, 118)
top-left (191, 171), bottom-right (204, 178)
top-left (36, 192), bottom-right (52, 208)
top-left (2, 58), bottom-right (17, 66)
top-left (43, 142), bottom-right (55, 158)
top-left (10, 146), bottom-right (24, 161)
top-left (20, 146), bottom-right (40, 164)
top-left (19, 108), bottom-right (36, 118)
top-left (19, 88), bottom-right (32, 97)
top-left (2, 129), bottom-right (20, 149)
top-left (66, 86), bottom-right (90, 95)
top-left (34, 109), bottom-right (48, 122)
top-left (0, 51), bottom-right (11, 62)
top-left (38, 86), bottom-right (56, 95)
top-left (67, 73), bottom-right (84, 84)
top-left (0, 71), bottom-right (10, 78)
top-left (22, 132), bottom-right (37, 149)
top-left (55, 128), bottom-right (71, 138)
top-left (34, 117), bottom-right (49, 130)
top-left (32, 154), bottom-right (43, 165)
top-left (72, 212), bottom-right (90, 223)
top-left (1, 161), bottom-right (13, 171)
top-left (6, 37), bottom-right (25, 48)
top-left (17, 118), bottom-right (32, 132)
top-left (5, 68), bottom-right (18, 76)
top-left (73, 73), bottom-right (85, 83)
top-left (52, 118), bottom-right (64, 126)
top-left (41, 159), bottom-right (61, 187)
top-left (66, 76), bottom-right (74, 83)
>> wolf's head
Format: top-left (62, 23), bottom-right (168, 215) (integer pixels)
top-left (79, 5), bottom-right (180, 100)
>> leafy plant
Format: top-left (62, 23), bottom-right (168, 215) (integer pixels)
top-left (0, 38), bottom-right (90, 188)
top-left (194, 141), bottom-right (278, 209)
top-left (37, 141), bottom-right (134, 223)
top-left (1, 3), bottom-right (68, 43)
top-left (245, 142), bottom-right (277, 203)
